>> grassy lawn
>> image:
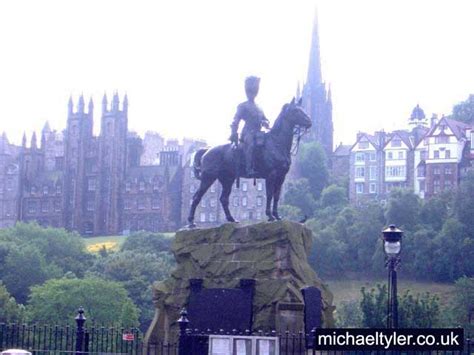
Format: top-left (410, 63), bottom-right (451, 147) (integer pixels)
top-left (83, 232), bottom-right (175, 253)
top-left (326, 276), bottom-right (455, 308)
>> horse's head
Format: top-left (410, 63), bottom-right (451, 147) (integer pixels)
top-left (282, 97), bottom-right (312, 129)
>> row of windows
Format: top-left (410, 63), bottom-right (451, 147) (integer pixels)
top-left (433, 179), bottom-right (454, 193)
top-left (355, 183), bottom-right (377, 194)
top-left (433, 150), bottom-right (451, 159)
top-left (191, 195), bottom-right (265, 208)
top-left (124, 198), bottom-right (161, 210)
top-left (125, 180), bottom-right (163, 192)
top-left (30, 185), bottom-right (62, 195)
top-left (198, 210), bottom-right (264, 223)
top-left (433, 166), bottom-right (453, 175)
top-left (356, 181), bottom-right (412, 195)
top-left (27, 200), bottom-right (61, 214)
top-left (189, 181), bottom-right (264, 194)
top-left (386, 151), bottom-right (405, 160)
top-left (355, 152), bottom-right (376, 163)
top-left (385, 166), bottom-right (406, 178)
top-left (355, 166), bottom-right (377, 180)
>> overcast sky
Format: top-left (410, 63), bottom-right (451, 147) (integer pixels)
top-left (1, 0), bottom-right (474, 147)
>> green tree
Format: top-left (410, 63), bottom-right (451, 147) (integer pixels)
top-left (283, 178), bottom-right (316, 217)
top-left (320, 184), bottom-right (348, 209)
top-left (278, 205), bottom-right (304, 221)
top-left (88, 250), bottom-right (174, 329)
top-left (433, 218), bottom-right (471, 281)
top-left (420, 195), bottom-right (449, 231)
top-left (0, 223), bottom-right (92, 277)
top-left (360, 284), bottom-right (441, 328)
top-left (297, 142), bottom-right (329, 199)
top-left (307, 224), bottom-right (348, 277)
top-left (1, 245), bottom-right (62, 304)
top-left (451, 277), bottom-right (474, 336)
top-left (0, 282), bottom-right (23, 323)
top-left (398, 291), bottom-right (440, 328)
top-left (454, 171), bottom-right (474, 227)
top-left (360, 284), bottom-right (387, 328)
top-left (335, 300), bottom-right (362, 327)
top-left (385, 189), bottom-right (421, 231)
top-left (450, 94), bottom-right (474, 124)
top-left (27, 277), bottom-right (139, 327)
top-left (121, 231), bottom-right (172, 255)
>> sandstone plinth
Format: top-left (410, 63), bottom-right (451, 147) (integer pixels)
top-left (145, 221), bottom-right (334, 344)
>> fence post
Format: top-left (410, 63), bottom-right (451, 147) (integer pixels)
top-left (177, 308), bottom-right (189, 355)
top-left (75, 307), bottom-right (86, 355)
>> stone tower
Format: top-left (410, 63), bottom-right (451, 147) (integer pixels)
top-left (63, 95), bottom-right (94, 232)
top-left (300, 11), bottom-right (333, 161)
top-left (97, 93), bottom-right (128, 235)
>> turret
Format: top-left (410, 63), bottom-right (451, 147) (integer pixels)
top-left (68, 96), bottom-right (74, 115)
top-left (31, 132), bottom-right (37, 150)
top-left (112, 92), bottom-right (120, 112)
top-left (88, 97), bottom-right (94, 114)
top-left (78, 95), bottom-right (85, 113)
top-left (102, 93), bottom-right (108, 113)
top-left (123, 93), bottom-right (128, 113)
top-left (22, 132), bottom-right (27, 148)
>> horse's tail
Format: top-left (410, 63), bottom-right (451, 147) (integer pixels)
top-left (193, 148), bottom-right (208, 180)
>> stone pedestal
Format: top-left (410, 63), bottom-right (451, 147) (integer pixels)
top-left (145, 221), bottom-right (334, 344)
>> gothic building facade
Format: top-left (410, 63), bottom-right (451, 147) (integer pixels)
top-left (0, 94), bottom-right (188, 235)
top-left (0, 94), bottom-right (270, 235)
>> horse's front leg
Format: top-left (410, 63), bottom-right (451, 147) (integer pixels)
top-left (265, 174), bottom-right (276, 221)
top-left (272, 173), bottom-right (286, 220)
top-left (219, 177), bottom-right (238, 223)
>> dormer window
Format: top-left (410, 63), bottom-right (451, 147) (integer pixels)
top-left (43, 186), bottom-right (49, 195)
top-left (391, 139), bottom-right (402, 147)
top-left (435, 136), bottom-right (449, 144)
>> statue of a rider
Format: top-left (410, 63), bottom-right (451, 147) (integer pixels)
top-left (229, 76), bottom-right (270, 177)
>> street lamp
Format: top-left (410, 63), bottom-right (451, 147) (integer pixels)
top-left (382, 225), bottom-right (403, 329)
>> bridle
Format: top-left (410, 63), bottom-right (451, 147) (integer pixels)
top-left (290, 110), bottom-right (310, 155)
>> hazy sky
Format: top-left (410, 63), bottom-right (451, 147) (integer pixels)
top-left (1, 0), bottom-right (474, 147)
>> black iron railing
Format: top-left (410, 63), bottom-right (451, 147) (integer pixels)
top-left (1, 308), bottom-right (472, 355)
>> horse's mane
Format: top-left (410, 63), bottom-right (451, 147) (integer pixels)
top-left (270, 104), bottom-right (289, 134)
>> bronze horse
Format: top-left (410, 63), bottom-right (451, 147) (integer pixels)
top-left (187, 98), bottom-right (311, 227)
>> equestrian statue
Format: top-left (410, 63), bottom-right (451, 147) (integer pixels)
top-left (187, 76), bottom-right (311, 227)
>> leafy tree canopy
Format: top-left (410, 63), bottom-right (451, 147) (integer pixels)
top-left (283, 178), bottom-right (316, 217)
top-left (450, 94), bottom-right (474, 124)
top-left (296, 142), bottom-right (329, 199)
top-left (27, 277), bottom-right (139, 327)
top-left (121, 231), bottom-right (172, 255)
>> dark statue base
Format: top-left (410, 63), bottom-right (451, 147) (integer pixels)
top-left (144, 221), bottom-right (335, 345)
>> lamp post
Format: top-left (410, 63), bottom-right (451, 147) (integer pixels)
top-left (382, 225), bottom-right (403, 329)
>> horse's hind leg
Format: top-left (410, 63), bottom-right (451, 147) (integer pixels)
top-left (218, 177), bottom-right (237, 223)
top-left (272, 174), bottom-right (285, 220)
top-left (265, 172), bottom-right (276, 221)
top-left (187, 174), bottom-right (215, 227)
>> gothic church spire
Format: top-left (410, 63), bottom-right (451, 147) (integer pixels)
top-left (307, 9), bottom-right (322, 88)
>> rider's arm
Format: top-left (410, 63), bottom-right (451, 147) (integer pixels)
top-left (230, 104), bottom-right (244, 142)
top-left (262, 113), bottom-right (270, 129)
